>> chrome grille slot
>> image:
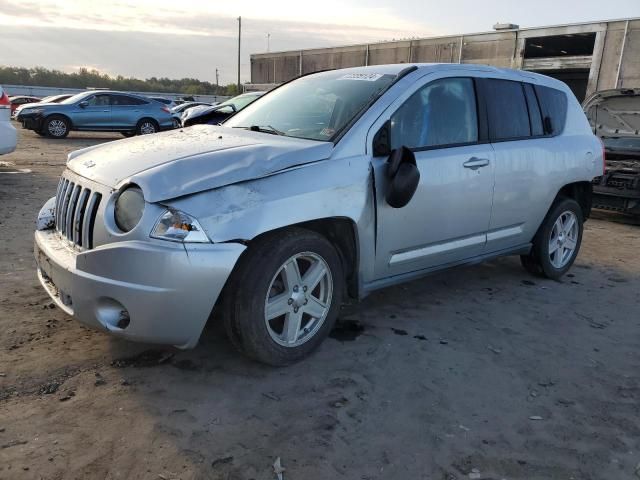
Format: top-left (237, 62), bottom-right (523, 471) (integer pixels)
top-left (54, 175), bottom-right (102, 250)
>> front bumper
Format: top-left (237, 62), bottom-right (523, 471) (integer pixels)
top-left (34, 229), bottom-right (245, 348)
top-left (18, 113), bottom-right (43, 131)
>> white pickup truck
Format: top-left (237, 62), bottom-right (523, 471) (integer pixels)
top-left (0, 86), bottom-right (18, 155)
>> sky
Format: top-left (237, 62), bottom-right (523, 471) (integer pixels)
top-left (0, 0), bottom-right (638, 84)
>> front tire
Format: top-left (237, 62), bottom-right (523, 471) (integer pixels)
top-left (222, 228), bottom-right (344, 366)
top-left (44, 115), bottom-right (70, 138)
top-left (520, 197), bottom-right (583, 280)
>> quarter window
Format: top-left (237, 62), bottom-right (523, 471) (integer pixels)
top-left (534, 85), bottom-right (568, 135)
top-left (390, 77), bottom-right (478, 150)
top-left (483, 79), bottom-right (531, 140)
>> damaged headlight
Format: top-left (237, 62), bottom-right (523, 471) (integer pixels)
top-left (151, 209), bottom-right (210, 243)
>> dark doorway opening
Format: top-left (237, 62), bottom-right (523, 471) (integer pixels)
top-left (532, 69), bottom-right (590, 102)
top-left (524, 33), bottom-right (596, 58)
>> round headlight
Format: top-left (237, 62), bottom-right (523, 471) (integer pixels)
top-left (114, 186), bottom-right (145, 232)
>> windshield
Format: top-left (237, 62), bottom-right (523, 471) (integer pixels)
top-left (225, 71), bottom-right (395, 141)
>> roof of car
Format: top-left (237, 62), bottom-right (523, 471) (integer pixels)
top-left (305, 63), bottom-right (566, 90)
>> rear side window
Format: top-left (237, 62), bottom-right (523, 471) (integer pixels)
top-left (390, 77), bottom-right (478, 150)
top-left (483, 79), bottom-right (531, 140)
top-left (534, 85), bottom-right (568, 135)
top-left (112, 95), bottom-right (146, 106)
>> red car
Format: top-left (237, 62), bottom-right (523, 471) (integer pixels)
top-left (8, 95), bottom-right (41, 116)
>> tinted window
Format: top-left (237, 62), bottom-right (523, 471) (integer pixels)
top-left (534, 85), bottom-right (568, 135)
top-left (483, 79), bottom-right (530, 140)
top-left (523, 83), bottom-right (544, 136)
top-left (111, 95), bottom-right (146, 106)
top-left (390, 77), bottom-right (478, 149)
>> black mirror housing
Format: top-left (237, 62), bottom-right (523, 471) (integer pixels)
top-left (385, 146), bottom-right (420, 209)
top-left (79, 101), bottom-right (88, 108)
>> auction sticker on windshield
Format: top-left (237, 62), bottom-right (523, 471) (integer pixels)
top-left (338, 73), bottom-right (383, 81)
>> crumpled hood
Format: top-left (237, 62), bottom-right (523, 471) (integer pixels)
top-left (583, 88), bottom-right (640, 139)
top-left (67, 125), bottom-right (334, 202)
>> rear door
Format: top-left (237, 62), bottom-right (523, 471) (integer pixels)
top-left (110, 95), bottom-right (146, 129)
top-left (479, 79), bottom-right (568, 252)
top-left (373, 76), bottom-right (496, 278)
top-left (71, 93), bottom-right (112, 129)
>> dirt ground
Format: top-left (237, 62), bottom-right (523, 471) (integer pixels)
top-left (1, 128), bottom-right (639, 480)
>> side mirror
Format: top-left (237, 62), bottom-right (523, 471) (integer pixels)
top-left (373, 121), bottom-right (391, 157)
top-left (78, 101), bottom-right (88, 108)
top-left (386, 146), bottom-right (420, 209)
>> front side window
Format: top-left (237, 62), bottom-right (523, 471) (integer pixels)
top-left (86, 94), bottom-right (110, 107)
top-left (225, 70), bottom-right (396, 141)
top-left (390, 77), bottom-right (478, 150)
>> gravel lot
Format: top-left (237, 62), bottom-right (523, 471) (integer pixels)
top-left (1, 128), bottom-right (639, 480)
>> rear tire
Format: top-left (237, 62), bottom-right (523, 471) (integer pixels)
top-left (135, 118), bottom-right (159, 135)
top-left (44, 115), bottom-right (70, 139)
top-left (222, 228), bottom-right (344, 366)
top-left (520, 197), bottom-right (583, 280)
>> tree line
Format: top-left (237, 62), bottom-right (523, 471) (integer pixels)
top-left (0, 66), bottom-right (241, 96)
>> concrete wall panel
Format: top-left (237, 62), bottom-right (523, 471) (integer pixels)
top-left (250, 19), bottom-right (640, 91)
top-left (619, 20), bottom-right (640, 88)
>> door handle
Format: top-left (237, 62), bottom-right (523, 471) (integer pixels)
top-left (463, 157), bottom-right (490, 170)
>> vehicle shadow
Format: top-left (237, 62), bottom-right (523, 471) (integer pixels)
top-left (591, 209), bottom-right (640, 226)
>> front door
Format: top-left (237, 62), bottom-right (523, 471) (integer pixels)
top-left (373, 76), bottom-right (496, 278)
top-left (72, 93), bottom-right (111, 129)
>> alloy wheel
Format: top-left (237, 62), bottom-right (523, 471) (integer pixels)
top-left (48, 119), bottom-right (67, 137)
top-left (264, 252), bottom-right (333, 347)
top-left (548, 210), bottom-right (578, 269)
top-left (139, 121), bottom-right (156, 134)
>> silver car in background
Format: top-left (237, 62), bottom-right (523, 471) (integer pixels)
top-left (0, 86), bottom-right (17, 155)
top-left (34, 64), bottom-right (603, 365)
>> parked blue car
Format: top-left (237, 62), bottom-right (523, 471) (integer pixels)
top-left (17, 90), bottom-right (175, 138)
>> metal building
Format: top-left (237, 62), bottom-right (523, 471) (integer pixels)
top-left (250, 17), bottom-right (639, 102)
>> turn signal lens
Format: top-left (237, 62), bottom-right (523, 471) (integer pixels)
top-left (151, 209), bottom-right (209, 243)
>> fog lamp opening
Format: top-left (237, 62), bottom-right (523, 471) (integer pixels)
top-left (96, 298), bottom-right (131, 330)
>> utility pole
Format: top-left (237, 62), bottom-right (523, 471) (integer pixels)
top-left (267, 33), bottom-right (271, 52)
top-left (237, 16), bottom-right (242, 93)
top-left (215, 68), bottom-right (219, 88)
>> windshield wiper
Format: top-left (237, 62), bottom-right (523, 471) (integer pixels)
top-left (247, 125), bottom-right (287, 136)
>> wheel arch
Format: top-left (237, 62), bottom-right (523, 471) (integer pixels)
top-left (554, 181), bottom-right (593, 220)
top-left (44, 113), bottom-right (73, 129)
top-left (238, 217), bottom-right (360, 300)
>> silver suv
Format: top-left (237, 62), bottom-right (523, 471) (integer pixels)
top-left (35, 64), bottom-right (603, 365)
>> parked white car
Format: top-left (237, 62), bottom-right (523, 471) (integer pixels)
top-left (0, 86), bottom-right (18, 155)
